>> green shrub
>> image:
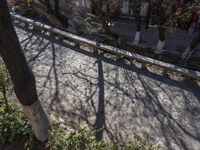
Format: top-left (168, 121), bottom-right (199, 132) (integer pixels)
top-left (73, 10), bottom-right (101, 35)
top-left (0, 102), bottom-right (158, 150)
top-left (47, 122), bottom-right (158, 150)
top-left (0, 101), bottom-right (42, 149)
top-left (0, 58), bottom-right (35, 146)
top-left (124, 134), bottom-right (158, 150)
top-left (0, 102), bottom-right (31, 144)
top-left (47, 123), bottom-right (102, 150)
top-left (0, 58), bottom-right (12, 109)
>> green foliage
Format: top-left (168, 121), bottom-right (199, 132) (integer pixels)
top-left (0, 58), bottom-right (11, 94)
top-left (124, 134), bottom-right (158, 150)
top-left (0, 102), bottom-right (31, 144)
top-left (0, 101), bottom-right (158, 150)
top-left (47, 122), bottom-right (158, 150)
top-left (0, 100), bottom-right (41, 149)
top-left (74, 12), bottom-right (102, 35)
top-left (0, 58), bottom-right (12, 108)
top-left (47, 123), bottom-right (104, 150)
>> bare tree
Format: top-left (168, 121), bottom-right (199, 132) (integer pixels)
top-left (0, 0), bottom-right (50, 142)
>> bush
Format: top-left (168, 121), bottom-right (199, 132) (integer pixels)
top-left (0, 102), bottom-right (31, 144)
top-left (0, 101), bottom-right (159, 150)
top-left (0, 58), bottom-right (40, 149)
top-left (47, 124), bottom-right (108, 150)
top-left (0, 58), bottom-right (12, 108)
top-left (47, 121), bottom-right (158, 150)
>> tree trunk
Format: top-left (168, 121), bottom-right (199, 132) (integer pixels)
top-left (53, 0), bottom-right (69, 27)
top-left (180, 31), bottom-right (200, 63)
top-left (131, 0), bottom-right (141, 45)
top-left (39, 0), bottom-right (53, 14)
top-left (145, 1), bottom-right (152, 29)
top-left (0, 0), bottom-right (50, 142)
top-left (156, 26), bottom-right (165, 53)
top-left (155, 0), bottom-right (166, 53)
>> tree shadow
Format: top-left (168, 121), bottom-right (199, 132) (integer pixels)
top-left (49, 42), bottom-right (60, 109)
top-left (15, 25), bottom-right (200, 150)
top-left (123, 71), bottom-right (200, 150)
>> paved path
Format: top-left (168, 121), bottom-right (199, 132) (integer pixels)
top-left (15, 25), bottom-right (200, 150)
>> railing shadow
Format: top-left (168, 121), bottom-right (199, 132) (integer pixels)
top-left (94, 58), bottom-right (105, 141)
top-left (16, 25), bottom-right (200, 150)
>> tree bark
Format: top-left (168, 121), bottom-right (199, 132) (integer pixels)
top-left (154, 0), bottom-right (166, 53)
top-left (0, 0), bottom-right (50, 142)
top-left (131, 0), bottom-right (141, 45)
top-left (53, 0), bottom-right (69, 27)
top-left (188, 32), bottom-right (200, 50)
top-left (145, 1), bottom-right (152, 29)
top-left (181, 31), bottom-right (200, 63)
top-left (38, 0), bottom-right (53, 14)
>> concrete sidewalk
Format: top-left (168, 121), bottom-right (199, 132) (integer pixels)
top-left (111, 20), bottom-right (200, 56)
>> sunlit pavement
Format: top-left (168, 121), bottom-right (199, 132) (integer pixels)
top-left (14, 25), bottom-right (200, 150)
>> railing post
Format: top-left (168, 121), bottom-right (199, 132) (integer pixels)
top-left (56, 35), bottom-right (64, 41)
top-left (24, 22), bottom-right (29, 28)
top-left (75, 41), bottom-right (80, 48)
top-left (46, 31), bottom-right (54, 36)
top-left (141, 62), bottom-right (147, 69)
top-left (92, 47), bottom-right (98, 53)
top-left (33, 25), bottom-right (42, 32)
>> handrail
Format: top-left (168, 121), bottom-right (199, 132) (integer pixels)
top-left (11, 13), bottom-right (200, 81)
